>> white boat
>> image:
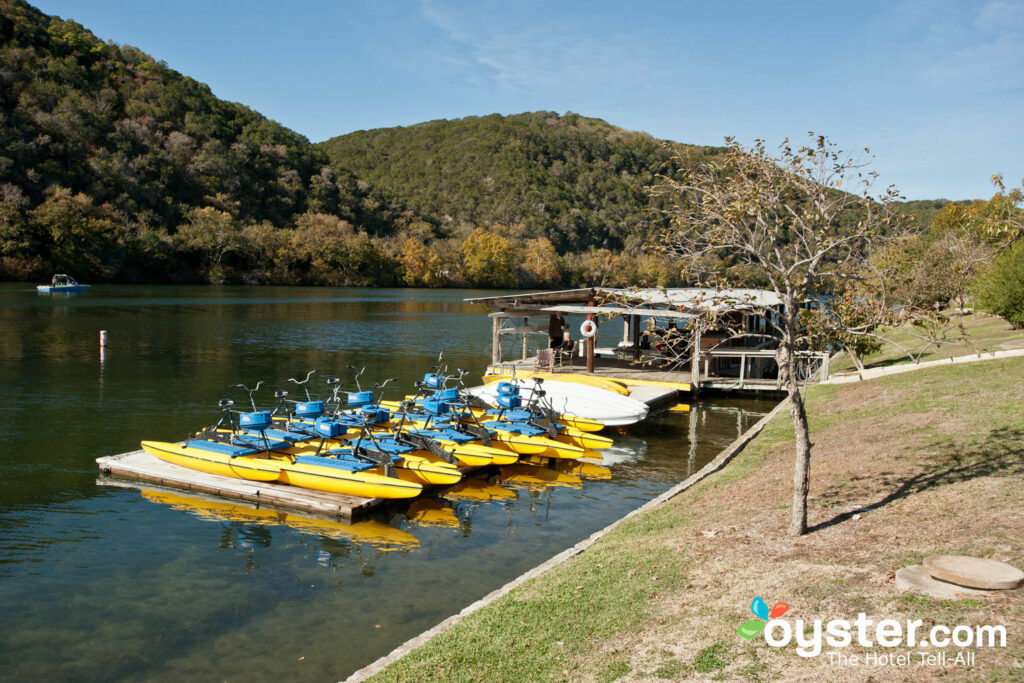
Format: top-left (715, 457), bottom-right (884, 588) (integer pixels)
top-left (468, 378), bottom-right (649, 427)
top-left (37, 274), bottom-right (89, 293)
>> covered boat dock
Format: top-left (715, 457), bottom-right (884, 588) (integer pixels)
top-left (466, 287), bottom-right (830, 397)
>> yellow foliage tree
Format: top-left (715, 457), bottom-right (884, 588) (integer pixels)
top-left (399, 237), bottom-right (443, 286)
top-left (460, 228), bottom-right (519, 287)
top-left (519, 237), bottom-right (561, 287)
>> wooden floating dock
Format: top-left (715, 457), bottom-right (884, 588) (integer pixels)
top-left (96, 450), bottom-right (384, 523)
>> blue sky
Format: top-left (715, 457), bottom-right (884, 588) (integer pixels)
top-left (32, 0), bottom-right (1024, 200)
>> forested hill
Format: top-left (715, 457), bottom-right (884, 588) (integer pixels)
top-left (0, 0), bottom-right (403, 281)
top-left (318, 112), bottom-right (723, 252)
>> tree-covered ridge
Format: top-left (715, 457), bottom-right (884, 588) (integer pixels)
top-left (0, 0), bottom-right (410, 280)
top-left (318, 112), bottom-right (726, 252)
top-left (0, 0), bottom-right (364, 224)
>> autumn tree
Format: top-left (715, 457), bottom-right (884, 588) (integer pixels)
top-left (399, 237), bottom-right (443, 286)
top-left (518, 237), bottom-right (561, 287)
top-left (460, 228), bottom-right (519, 287)
top-left (653, 134), bottom-right (904, 536)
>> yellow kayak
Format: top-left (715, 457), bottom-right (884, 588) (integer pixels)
top-left (224, 426), bottom-right (463, 486)
top-left (273, 454), bottom-right (422, 499)
top-left (554, 414), bottom-right (605, 433)
top-left (141, 440), bottom-right (282, 482)
top-left (194, 429), bottom-right (425, 498)
top-left (469, 419), bottom-right (586, 459)
top-left (454, 405), bottom-right (611, 451)
top-left (555, 426), bottom-right (613, 450)
top-left (444, 441), bottom-right (518, 466)
top-left (384, 398), bottom-right (607, 435)
top-left (385, 404), bottom-right (586, 459)
top-left (293, 442), bottom-right (463, 486)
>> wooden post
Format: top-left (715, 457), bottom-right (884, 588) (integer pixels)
top-left (632, 314), bottom-right (641, 361)
top-left (491, 314), bottom-right (501, 365)
top-left (687, 404), bottom-right (698, 477)
top-left (690, 326), bottom-right (701, 392)
top-left (521, 317), bottom-right (528, 360)
top-left (820, 352), bottom-right (830, 381)
top-left (739, 353), bottom-right (746, 385)
top-left (586, 299), bottom-right (595, 373)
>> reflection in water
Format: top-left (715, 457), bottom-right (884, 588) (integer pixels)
top-left (405, 499), bottom-right (460, 529)
top-left (497, 464), bottom-right (584, 489)
top-left (140, 490), bottom-right (421, 552)
top-left (551, 459), bottom-right (613, 480)
top-left (441, 476), bottom-right (518, 503)
top-left (590, 439), bottom-right (647, 466)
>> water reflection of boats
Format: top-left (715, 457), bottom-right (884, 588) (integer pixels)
top-left (586, 439), bottom-right (647, 467)
top-left (140, 489), bottom-right (420, 551)
top-left (406, 499), bottom-right (460, 528)
top-left (551, 459), bottom-right (612, 480)
top-left (497, 464), bottom-right (583, 489)
top-left (519, 455), bottom-right (612, 480)
top-left (440, 477), bottom-right (517, 503)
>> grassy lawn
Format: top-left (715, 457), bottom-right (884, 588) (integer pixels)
top-left (831, 311), bottom-right (1024, 372)
top-left (367, 357), bottom-right (1024, 681)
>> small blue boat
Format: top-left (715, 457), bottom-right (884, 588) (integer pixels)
top-left (37, 274), bottom-right (90, 293)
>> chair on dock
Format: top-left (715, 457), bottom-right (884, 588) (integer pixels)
top-left (536, 342), bottom-right (576, 371)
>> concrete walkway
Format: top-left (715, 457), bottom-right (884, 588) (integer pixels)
top-left (824, 348), bottom-right (1024, 384)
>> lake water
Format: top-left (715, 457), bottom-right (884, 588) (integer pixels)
top-left (0, 285), bottom-right (775, 681)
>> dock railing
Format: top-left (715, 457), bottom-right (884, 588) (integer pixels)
top-left (701, 348), bottom-right (830, 387)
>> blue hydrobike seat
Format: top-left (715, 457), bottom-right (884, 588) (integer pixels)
top-left (196, 411), bottom-right (295, 455)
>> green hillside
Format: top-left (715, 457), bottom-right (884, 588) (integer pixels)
top-left (0, 0), bottom-right (405, 281)
top-left (318, 112), bottom-right (724, 253)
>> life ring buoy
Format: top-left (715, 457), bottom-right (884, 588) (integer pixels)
top-left (580, 319), bottom-right (598, 338)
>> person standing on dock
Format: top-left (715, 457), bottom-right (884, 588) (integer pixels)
top-left (548, 312), bottom-right (568, 349)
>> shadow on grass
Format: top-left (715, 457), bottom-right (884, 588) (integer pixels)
top-left (808, 427), bottom-right (1024, 534)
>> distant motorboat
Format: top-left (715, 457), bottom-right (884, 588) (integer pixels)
top-left (37, 274), bottom-right (90, 293)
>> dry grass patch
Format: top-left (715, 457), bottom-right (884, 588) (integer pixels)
top-left (369, 358), bottom-right (1024, 682)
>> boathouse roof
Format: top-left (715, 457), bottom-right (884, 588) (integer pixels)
top-left (465, 287), bottom-right (783, 317)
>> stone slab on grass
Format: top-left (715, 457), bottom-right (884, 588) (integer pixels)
top-left (895, 565), bottom-right (995, 599)
top-left (923, 555), bottom-right (1024, 591)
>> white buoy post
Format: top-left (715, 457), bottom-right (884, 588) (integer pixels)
top-left (99, 330), bottom-right (108, 347)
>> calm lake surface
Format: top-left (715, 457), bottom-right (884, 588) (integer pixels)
top-left (0, 285), bottom-right (775, 681)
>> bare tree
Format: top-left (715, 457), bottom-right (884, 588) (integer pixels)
top-left (652, 134), bottom-right (905, 536)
